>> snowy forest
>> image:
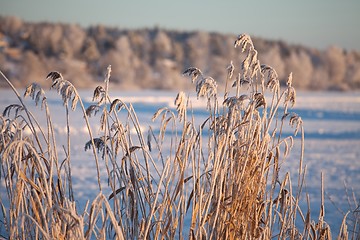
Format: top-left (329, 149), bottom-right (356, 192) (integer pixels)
top-left (1, 15), bottom-right (360, 91)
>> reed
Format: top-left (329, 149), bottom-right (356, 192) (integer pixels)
top-left (0, 34), bottom-right (358, 239)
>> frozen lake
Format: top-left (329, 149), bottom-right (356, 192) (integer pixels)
top-left (1, 89), bottom-right (359, 236)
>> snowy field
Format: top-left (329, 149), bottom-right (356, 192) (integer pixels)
top-left (1, 89), bottom-right (359, 236)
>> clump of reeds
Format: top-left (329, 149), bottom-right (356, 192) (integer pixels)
top-left (0, 34), bottom-right (358, 239)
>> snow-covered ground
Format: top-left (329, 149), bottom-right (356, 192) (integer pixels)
top-left (1, 89), bottom-right (359, 236)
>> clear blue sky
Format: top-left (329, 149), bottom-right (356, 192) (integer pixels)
top-left (1, 0), bottom-right (359, 51)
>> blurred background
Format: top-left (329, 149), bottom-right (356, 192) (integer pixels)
top-left (0, 0), bottom-right (360, 90)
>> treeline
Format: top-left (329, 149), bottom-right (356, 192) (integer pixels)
top-left (1, 15), bottom-right (360, 90)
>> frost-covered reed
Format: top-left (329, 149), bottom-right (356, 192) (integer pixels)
top-left (0, 34), bottom-right (358, 239)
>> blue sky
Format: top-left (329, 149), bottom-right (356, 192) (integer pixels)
top-left (1, 0), bottom-right (359, 51)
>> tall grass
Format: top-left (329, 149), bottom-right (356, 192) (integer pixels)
top-left (0, 34), bottom-right (358, 239)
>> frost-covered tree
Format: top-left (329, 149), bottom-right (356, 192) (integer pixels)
top-left (184, 31), bottom-right (210, 71)
top-left (285, 49), bottom-right (314, 89)
top-left (152, 30), bottom-right (172, 60)
top-left (345, 51), bottom-right (360, 88)
top-left (325, 46), bottom-right (347, 89)
top-left (259, 45), bottom-right (286, 82)
top-left (82, 38), bottom-right (100, 62)
top-left (0, 16), bottom-right (23, 37)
